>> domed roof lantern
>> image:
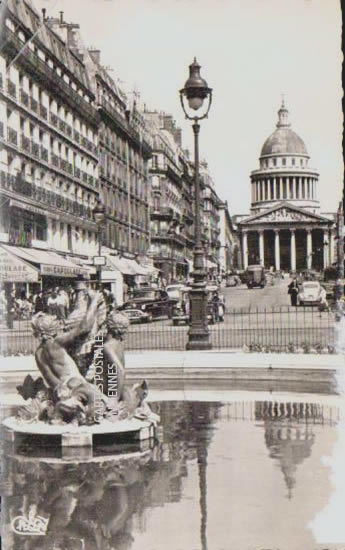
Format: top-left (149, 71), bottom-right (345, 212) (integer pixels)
top-left (276, 95), bottom-right (290, 128)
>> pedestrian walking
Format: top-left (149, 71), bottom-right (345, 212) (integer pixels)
top-left (288, 277), bottom-right (299, 306)
top-left (47, 291), bottom-right (59, 316)
top-left (56, 289), bottom-right (67, 320)
top-left (34, 291), bottom-right (45, 313)
top-left (6, 290), bottom-right (15, 329)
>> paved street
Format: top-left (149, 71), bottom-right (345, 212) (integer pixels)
top-left (222, 276), bottom-right (290, 309)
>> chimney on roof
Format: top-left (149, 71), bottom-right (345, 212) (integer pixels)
top-left (89, 49), bottom-right (101, 64)
top-left (42, 8), bottom-right (47, 21)
top-left (59, 11), bottom-right (64, 24)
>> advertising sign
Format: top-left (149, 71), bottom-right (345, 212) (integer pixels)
top-left (0, 246), bottom-right (39, 282)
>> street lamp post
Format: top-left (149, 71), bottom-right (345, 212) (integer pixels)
top-left (180, 58), bottom-right (212, 350)
top-left (93, 198), bottom-right (106, 288)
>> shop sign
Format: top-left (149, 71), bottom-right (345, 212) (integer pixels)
top-left (0, 247), bottom-right (39, 282)
top-left (40, 265), bottom-right (87, 278)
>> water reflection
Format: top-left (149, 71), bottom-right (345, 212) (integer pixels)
top-left (1, 398), bottom-right (341, 550)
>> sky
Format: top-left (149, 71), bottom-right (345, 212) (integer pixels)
top-left (33, 0), bottom-right (343, 216)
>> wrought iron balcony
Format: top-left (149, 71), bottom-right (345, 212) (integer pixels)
top-left (2, 28), bottom-right (99, 126)
top-left (7, 79), bottom-right (16, 99)
top-left (50, 112), bottom-right (58, 127)
top-left (0, 171), bottom-right (95, 222)
top-left (39, 104), bottom-right (47, 120)
top-left (30, 96), bottom-right (38, 114)
top-left (20, 88), bottom-right (29, 107)
top-left (40, 145), bottom-right (48, 162)
top-left (7, 127), bottom-right (18, 146)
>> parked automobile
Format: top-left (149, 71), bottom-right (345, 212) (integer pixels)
top-left (171, 286), bottom-right (217, 325)
top-left (166, 284), bottom-right (186, 300)
top-left (122, 308), bottom-right (151, 324)
top-left (225, 274), bottom-right (241, 287)
top-left (244, 265), bottom-right (266, 289)
top-left (119, 288), bottom-right (177, 320)
top-left (298, 281), bottom-right (323, 306)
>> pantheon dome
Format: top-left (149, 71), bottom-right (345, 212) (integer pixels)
top-left (250, 100), bottom-right (319, 214)
top-left (260, 108), bottom-right (308, 157)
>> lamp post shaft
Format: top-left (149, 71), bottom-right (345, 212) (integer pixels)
top-left (186, 121), bottom-right (211, 350)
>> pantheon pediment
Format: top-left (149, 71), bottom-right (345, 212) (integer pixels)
top-left (241, 202), bottom-right (333, 226)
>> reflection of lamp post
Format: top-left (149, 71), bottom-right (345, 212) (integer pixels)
top-left (180, 58), bottom-right (212, 350)
top-left (93, 198), bottom-right (106, 287)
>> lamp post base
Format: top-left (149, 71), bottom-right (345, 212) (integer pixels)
top-left (186, 333), bottom-right (212, 351)
top-left (186, 285), bottom-right (212, 350)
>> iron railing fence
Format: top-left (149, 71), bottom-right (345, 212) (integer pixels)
top-left (0, 306), bottom-right (337, 356)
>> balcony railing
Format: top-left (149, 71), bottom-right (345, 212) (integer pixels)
top-left (51, 153), bottom-right (59, 168)
top-left (58, 119), bottom-right (66, 133)
top-left (7, 79), bottom-right (16, 98)
top-left (30, 96), bottom-right (38, 114)
top-left (50, 113), bottom-right (58, 127)
top-left (20, 88), bottom-right (29, 107)
top-left (40, 145), bottom-right (48, 162)
top-left (0, 171), bottom-right (94, 222)
top-left (39, 104), bottom-right (47, 120)
top-left (7, 127), bottom-right (18, 145)
top-left (31, 141), bottom-right (39, 158)
top-left (21, 133), bottom-right (30, 152)
top-left (2, 28), bottom-right (99, 126)
top-left (74, 167), bottom-right (81, 179)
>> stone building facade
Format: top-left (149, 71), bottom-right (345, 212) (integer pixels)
top-left (238, 101), bottom-right (335, 272)
top-left (0, 0), bottom-right (99, 289)
top-left (144, 111), bottom-right (194, 282)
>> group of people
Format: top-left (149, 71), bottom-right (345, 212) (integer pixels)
top-left (1, 285), bottom-right (117, 329)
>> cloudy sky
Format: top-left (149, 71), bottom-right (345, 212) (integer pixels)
top-left (34, 0), bottom-right (343, 216)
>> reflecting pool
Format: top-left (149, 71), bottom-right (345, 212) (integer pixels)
top-left (1, 392), bottom-right (344, 550)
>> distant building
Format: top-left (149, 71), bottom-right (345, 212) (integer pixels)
top-left (144, 111), bottom-right (194, 282)
top-left (238, 101), bottom-right (336, 271)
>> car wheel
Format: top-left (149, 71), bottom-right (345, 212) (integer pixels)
top-left (299, 301), bottom-right (304, 306)
top-left (146, 315), bottom-right (153, 323)
top-left (173, 320), bottom-right (178, 326)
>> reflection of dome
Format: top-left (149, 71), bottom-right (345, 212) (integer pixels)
top-left (260, 101), bottom-right (308, 157)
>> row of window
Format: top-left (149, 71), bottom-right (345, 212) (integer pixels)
top-left (7, 17), bottom-right (92, 104)
top-left (260, 157), bottom-right (308, 169)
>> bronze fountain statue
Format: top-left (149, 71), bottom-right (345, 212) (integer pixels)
top-left (15, 282), bottom-right (159, 428)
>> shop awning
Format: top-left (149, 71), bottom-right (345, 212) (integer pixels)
top-left (0, 245), bottom-right (39, 282)
top-left (1, 245), bottom-right (89, 278)
top-left (106, 255), bottom-right (150, 275)
top-left (106, 255), bottom-right (133, 275)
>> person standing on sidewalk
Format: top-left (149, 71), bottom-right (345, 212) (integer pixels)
top-left (6, 289), bottom-right (15, 329)
top-left (288, 277), bottom-right (299, 306)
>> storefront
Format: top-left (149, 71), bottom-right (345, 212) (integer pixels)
top-left (0, 245), bottom-right (89, 292)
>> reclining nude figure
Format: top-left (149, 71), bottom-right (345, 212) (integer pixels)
top-left (26, 290), bottom-right (108, 425)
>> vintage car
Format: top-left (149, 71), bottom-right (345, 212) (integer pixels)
top-left (119, 288), bottom-right (177, 321)
top-left (122, 308), bottom-right (151, 324)
top-left (171, 286), bottom-right (217, 326)
top-left (244, 265), bottom-right (266, 289)
top-left (165, 284), bottom-right (186, 300)
top-left (225, 274), bottom-right (241, 287)
top-left (298, 281), bottom-right (323, 306)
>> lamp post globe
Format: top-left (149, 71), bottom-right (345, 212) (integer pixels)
top-left (93, 199), bottom-right (106, 287)
top-left (180, 59), bottom-right (213, 350)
